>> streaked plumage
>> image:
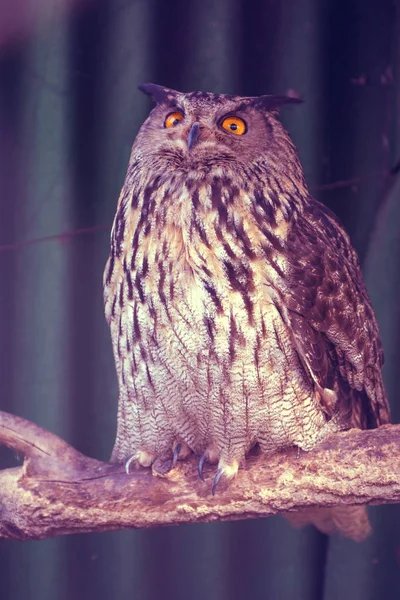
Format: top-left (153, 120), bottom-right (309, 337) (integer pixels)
top-left (104, 83), bottom-right (390, 538)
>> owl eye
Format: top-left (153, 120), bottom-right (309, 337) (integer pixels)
top-left (220, 116), bottom-right (247, 136)
top-left (164, 111), bottom-right (184, 128)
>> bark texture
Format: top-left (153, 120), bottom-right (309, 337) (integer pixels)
top-left (0, 410), bottom-right (398, 540)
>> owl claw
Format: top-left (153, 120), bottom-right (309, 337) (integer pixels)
top-left (198, 454), bottom-right (207, 481)
top-left (125, 453), bottom-right (138, 474)
top-left (172, 443), bottom-right (182, 468)
top-left (211, 468), bottom-right (224, 495)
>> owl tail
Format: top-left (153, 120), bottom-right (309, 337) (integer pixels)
top-left (285, 505), bottom-right (372, 542)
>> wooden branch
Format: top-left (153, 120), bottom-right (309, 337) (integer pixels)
top-left (0, 410), bottom-right (399, 540)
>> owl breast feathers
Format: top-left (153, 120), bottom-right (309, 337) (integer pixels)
top-left (104, 83), bottom-right (390, 539)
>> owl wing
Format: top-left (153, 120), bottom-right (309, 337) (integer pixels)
top-left (277, 199), bottom-right (390, 429)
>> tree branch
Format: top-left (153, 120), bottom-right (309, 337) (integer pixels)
top-left (0, 410), bottom-right (398, 540)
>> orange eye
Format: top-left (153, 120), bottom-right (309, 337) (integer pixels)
top-left (221, 116), bottom-right (246, 135)
top-left (164, 111), bottom-right (184, 128)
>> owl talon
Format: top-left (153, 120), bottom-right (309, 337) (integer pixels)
top-left (125, 453), bottom-right (138, 474)
top-left (211, 468), bottom-right (224, 495)
top-left (172, 443), bottom-right (182, 468)
top-left (198, 454), bottom-right (207, 481)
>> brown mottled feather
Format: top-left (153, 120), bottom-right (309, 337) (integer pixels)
top-left (282, 201), bottom-right (389, 429)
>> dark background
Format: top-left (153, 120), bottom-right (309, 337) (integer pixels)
top-left (0, 1), bottom-right (399, 599)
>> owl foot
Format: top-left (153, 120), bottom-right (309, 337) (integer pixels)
top-left (211, 459), bottom-right (239, 495)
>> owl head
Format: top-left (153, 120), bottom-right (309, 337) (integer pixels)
top-left (132, 83), bottom-right (304, 181)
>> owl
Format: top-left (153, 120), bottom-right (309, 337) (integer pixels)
top-left (104, 83), bottom-right (391, 539)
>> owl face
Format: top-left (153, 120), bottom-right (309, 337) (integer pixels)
top-left (133, 83), bottom-right (302, 176)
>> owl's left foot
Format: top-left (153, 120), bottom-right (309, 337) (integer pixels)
top-left (125, 444), bottom-right (239, 492)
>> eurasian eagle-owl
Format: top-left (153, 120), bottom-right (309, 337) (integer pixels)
top-left (104, 83), bottom-right (390, 539)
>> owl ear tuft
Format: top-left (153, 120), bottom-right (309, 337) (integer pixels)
top-left (250, 95), bottom-right (304, 114)
top-left (138, 83), bottom-right (180, 105)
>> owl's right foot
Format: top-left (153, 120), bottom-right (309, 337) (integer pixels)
top-left (125, 441), bottom-right (193, 475)
top-left (125, 452), bottom-right (175, 476)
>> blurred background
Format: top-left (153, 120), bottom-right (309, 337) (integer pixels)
top-left (0, 0), bottom-right (399, 599)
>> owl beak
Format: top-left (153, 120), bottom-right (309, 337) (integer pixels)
top-left (188, 122), bottom-right (200, 151)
